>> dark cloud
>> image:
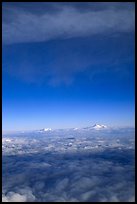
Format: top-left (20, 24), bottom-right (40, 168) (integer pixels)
top-left (2, 3), bottom-right (135, 86)
top-left (2, 2), bottom-right (135, 44)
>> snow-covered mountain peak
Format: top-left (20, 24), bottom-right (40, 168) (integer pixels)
top-left (40, 128), bottom-right (52, 132)
top-left (74, 128), bottom-right (79, 130)
top-left (92, 124), bottom-right (107, 130)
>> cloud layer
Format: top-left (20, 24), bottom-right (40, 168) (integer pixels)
top-left (2, 128), bottom-right (135, 202)
top-left (2, 3), bottom-right (135, 44)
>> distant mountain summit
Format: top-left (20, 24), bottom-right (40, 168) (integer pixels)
top-left (35, 124), bottom-right (108, 133)
top-left (92, 124), bottom-right (107, 130)
top-left (40, 128), bottom-right (52, 132)
top-left (81, 124), bottom-right (108, 131)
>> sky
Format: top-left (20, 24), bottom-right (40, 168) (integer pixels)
top-left (2, 2), bottom-right (135, 131)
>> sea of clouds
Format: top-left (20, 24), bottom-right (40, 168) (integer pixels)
top-left (2, 128), bottom-right (135, 202)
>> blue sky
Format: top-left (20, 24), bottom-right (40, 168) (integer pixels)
top-left (2, 2), bottom-right (135, 131)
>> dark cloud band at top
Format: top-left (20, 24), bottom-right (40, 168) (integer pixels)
top-left (2, 2), bottom-right (135, 44)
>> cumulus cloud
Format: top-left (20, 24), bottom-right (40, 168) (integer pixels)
top-left (2, 3), bottom-right (135, 44)
top-left (2, 128), bottom-right (135, 202)
top-left (2, 188), bottom-right (35, 202)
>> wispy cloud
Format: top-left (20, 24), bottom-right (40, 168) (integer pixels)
top-left (3, 33), bottom-right (134, 86)
top-left (2, 3), bottom-right (135, 86)
top-left (2, 3), bottom-right (135, 44)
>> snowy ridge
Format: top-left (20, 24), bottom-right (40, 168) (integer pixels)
top-left (37, 124), bottom-right (108, 133)
top-left (38, 128), bottom-right (52, 132)
top-left (92, 124), bottom-right (107, 130)
top-left (79, 124), bottom-right (108, 131)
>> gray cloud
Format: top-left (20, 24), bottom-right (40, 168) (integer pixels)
top-left (2, 3), bottom-right (135, 44)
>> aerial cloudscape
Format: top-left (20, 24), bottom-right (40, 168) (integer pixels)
top-left (2, 2), bottom-right (135, 202)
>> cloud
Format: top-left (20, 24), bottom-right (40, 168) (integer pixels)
top-left (2, 3), bottom-right (135, 44)
top-left (2, 32), bottom-right (134, 86)
top-left (2, 188), bottom-right (35, 202)
top-left (2, 128), bottom-right (135, 202)
top-left (2, 2), bottom-right (135, 86)
top-left (2, 3), bottom-right (135, 86)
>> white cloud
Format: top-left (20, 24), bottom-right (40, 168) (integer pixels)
top-left (2, 128), bottom-right (135, 202)
top-left (2, 189), bottom-right (35, 202)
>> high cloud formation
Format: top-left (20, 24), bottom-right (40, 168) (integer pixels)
top-left (2, 2), bottom-right (135, 44)
top-left (2, 3), bottom-right (135, 85)
top-left (2, 128), bottom-right (135, 202)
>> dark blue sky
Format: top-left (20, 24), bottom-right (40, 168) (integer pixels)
top-left (2, 2), bottom-right (135, 131)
